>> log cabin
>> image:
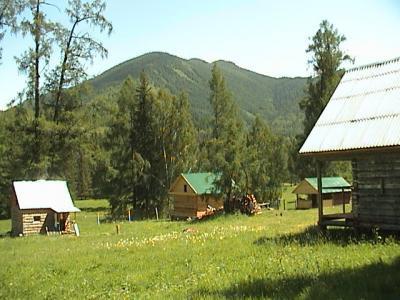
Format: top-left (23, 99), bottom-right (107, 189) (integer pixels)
top-left (11, 180), bottom-right (80, 236)
top-left (299, 57), bottom-right (400, 230)
top-left (169, 173), bottom-right (223, 218)
top-left (293, 177), bottom-right (351, 209)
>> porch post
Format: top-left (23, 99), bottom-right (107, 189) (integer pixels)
top-left (342, 187), bottom-right (345, 214)
top-left (317, 160), bottom-right (323, 226)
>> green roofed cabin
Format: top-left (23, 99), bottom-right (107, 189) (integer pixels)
top-left (292, 177), bottom-right (351, 209)
top-left (169, 173), bottom-right (223, 218)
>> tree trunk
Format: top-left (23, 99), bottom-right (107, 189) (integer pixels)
top-left (32, 1), bottom-right (41, 168)
top-left (53, 20), bottom-right (78, 123)
top-left (34, 0), bottom-right (40, 120)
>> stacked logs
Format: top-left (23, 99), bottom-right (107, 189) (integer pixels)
top-left (239, 194), bottom-right (261, 215)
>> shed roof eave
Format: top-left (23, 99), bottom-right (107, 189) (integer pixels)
top-left (299, 145), bottom-right (400, 160)
top-left (52, 207), bottom-right (81, 213)
top-left (19, 207), bottom-right (81, 213)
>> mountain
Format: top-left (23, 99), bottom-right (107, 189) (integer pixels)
top-left (89, 52), bottom-right (307, 135)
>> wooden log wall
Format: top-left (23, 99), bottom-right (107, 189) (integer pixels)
top-left (10, 192), bottom-right (23, 236)
top-left (352, 156), bottom-right (400, 227)
top-left (332, 192), bottom-right (351, 205)
top-left (172, 195), bottom-right (224, 218)
top-left (22, 209), bottom-right (54, 235)
top-left (172, 195), bottom-right (198, 217)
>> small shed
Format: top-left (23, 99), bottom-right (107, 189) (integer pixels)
top-left (169, 173), bottom-right (223, 218)
top-left (299, 57), bottom-right (400, 230)
top-left (292, 177), bottom-right (351, 209)
top-left (11, 180), bottom-right (80, 236)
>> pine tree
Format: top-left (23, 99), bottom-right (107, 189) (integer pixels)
top-left (155, 90), bottom-right (198, 212)
top-left (106, 77), bottom-right (145, 214)
top-left (105, 74), bottom-right (198, 217)
top-left (296, 20), bottom-right (352, 179)
top-left (207, 63), bottom-right (246, 212)
top-left (14, 0), bottom-right (58, 173)
top-left (133, 71), bottom-right (158, 217)
top-left (245, 116), bottom-right (287, 204)
top-left (171, 92), bottom-right (198, 177)
top-left (245, 116), bottom-right (272, 201)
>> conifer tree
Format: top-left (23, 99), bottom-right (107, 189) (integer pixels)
top-left (245, 116), bottom-right (287, 205)
top-left (207, 64), bottom-right (246, 212)
top-left (106, 74), bottom-right (198, 217)
top-left (296, 20), bottom-right (352, 178)
top-left (106, 77), bottom-right (141, 214)
top-left (245, 116), bottom-right (272, 201)
top-left (133, 71), bottom-right (158, 216)
top-left (155, 90), bottom-right (198, 210)
top-left (14, 0), bottom-right (58, 175)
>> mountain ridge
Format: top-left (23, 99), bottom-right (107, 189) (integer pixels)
top-left (89, 51), bottom-right (307, 135)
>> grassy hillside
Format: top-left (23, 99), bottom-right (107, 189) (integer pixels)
top-left (0, 199), bottom-right (399, 299)
top-left (89, 52), bottom-right (307, 134)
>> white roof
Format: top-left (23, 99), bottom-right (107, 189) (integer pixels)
top-left (13, 180), bottom-right (80, 213)
top-left (300, 57), bottom-right (400, 154)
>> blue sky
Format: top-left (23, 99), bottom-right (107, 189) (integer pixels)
top-left (0, 0), bottom-right (399, 110)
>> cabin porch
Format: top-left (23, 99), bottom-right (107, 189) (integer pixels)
top-left (315, 162), bottom-right (355, 229)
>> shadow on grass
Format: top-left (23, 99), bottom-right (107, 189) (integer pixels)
top-left (254, 225), bottom-right (400, 247)
top-left (0, 231), bottom-right (10, 238)
top-left (78, 206), bottom-right (109, 213)
top-left (193, 257), bottom-right (400, 299)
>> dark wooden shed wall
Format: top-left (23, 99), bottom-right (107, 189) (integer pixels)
top-left (352, 156), bottom-right (400, 228)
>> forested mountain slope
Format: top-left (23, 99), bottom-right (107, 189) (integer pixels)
top-left (89, 52), bottom-right (307, 134)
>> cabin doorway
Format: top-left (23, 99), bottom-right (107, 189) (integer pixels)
top-left (55, 213), bottom-right (69, 232)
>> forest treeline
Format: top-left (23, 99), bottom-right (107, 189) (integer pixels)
top-left (0, 0), bottom-right (352, 218)
top-left (0, 65), bottom-right (290, 218)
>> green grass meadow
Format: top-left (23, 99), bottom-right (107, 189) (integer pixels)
top-left (0, 193), bottom-right (400, 299)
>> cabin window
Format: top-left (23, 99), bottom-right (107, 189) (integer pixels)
top-left (184, 185), bottom-right (187, 192)
top-left (33, 215), bottom-right (41, 222)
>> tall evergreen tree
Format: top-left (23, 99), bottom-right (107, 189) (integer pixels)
top-left (170, 92), bottom-right (198, 177)
top-left (105, 74), bottom-right (198, 217)
top-left (15, 0), bottom-right (58, 175)
top-left (246, 116), bottom-right (287, 204)
top-left (133, 71), bottom-right (158, 217)
top-left (106, 77), bottom-right (150, 214)
top-left (155, 90), bottom-right (198, 211)
top-left (0, 113), bottom-right (12, 217)
top-left (207, 64), bottom-right (246, 212)
top-left (296, 20), bottom-right (352, 179)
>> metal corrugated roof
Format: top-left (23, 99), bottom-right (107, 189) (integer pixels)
top-left (13, 180), bottom-right (80, 213)
top-left (300, 57), bottom-right (400, 154)
top-left (305, 177), bottom-right (351, 194)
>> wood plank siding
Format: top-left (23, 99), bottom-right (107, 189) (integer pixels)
top-left (21, 209), bottom-right (54, 235)
top-left (169, 174), bottom-right (223, 218)
top-left (352, 156), bottom-right (400, 228)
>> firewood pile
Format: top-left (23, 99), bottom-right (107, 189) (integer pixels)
top-left (239, 194), bottom-right (261, 215)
